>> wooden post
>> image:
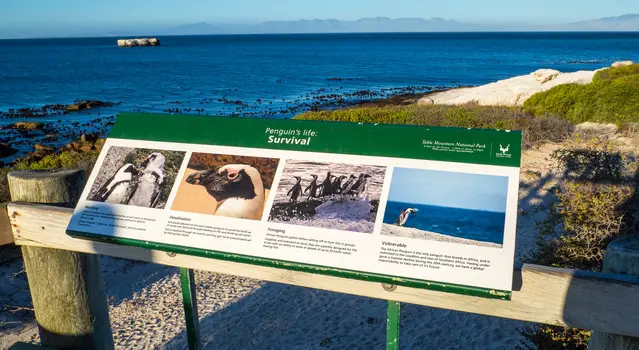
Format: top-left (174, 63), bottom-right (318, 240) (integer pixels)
top-left (589, 235), bottom-right (639, 349)
top-left (8, 169), bottom-right (114, 350)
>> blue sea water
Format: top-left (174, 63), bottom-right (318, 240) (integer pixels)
top-left (1, 32), bottom-right (638, 116)
top-left (0, 32), bottom-right (638, 160)
top-left (383, 201), bottom-right (506, 245)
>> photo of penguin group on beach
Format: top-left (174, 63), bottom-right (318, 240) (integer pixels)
top-left (87, 147), bottom-right (186, 209)
top-left (269, 160), bottom-right (386, 233)
top-left (171, 153), bottom-right (279, 220)
top-left (381, 168), bottom-right (509, 248)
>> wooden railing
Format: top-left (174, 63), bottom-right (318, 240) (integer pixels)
top-left (3, 203), bottom-right (639, 344)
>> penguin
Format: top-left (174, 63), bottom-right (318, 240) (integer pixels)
top-left (186, 164), bottom-right (265, 220)
top-left (341, 174), bottom-right (357, 194)
top-left (348, 173), bottom-right (372, 197)
top-left (128, 152), bottom-right (166, 208)
top-left (396, 208), bottom-right (418, 227)
top-left (331, 175), bottom-right (347, 195)
top-left (94, 163), bottom-right (139, 204)
top-left (319, 171), bottom-right (333, 197)
top-left (287, 176), bottom-right (303, 202)
top-left (344, 173), bottom-right (364, 196)
top-left (304, 174), bottom-right (319, 199)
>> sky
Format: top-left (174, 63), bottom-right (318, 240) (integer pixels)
top-left (387, 168), bottom-right (509, 212)
top-left (1, 0), bottom-right (638, 38)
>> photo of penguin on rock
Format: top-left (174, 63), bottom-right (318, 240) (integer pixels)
top-left (268, 160), bottom-right (386, 234)
top-left (87, 146), bottom-right (186, 209)
top-left (171, 153), bottom-right (279, 220)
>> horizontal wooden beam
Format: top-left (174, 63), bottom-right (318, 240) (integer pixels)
top-left (7, 202), bottom-right (639, 337)
top-left (0, 203), bottom-right (14, 246)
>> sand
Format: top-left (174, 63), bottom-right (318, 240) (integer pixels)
top-left (381, 224), bottom-right (502, 248)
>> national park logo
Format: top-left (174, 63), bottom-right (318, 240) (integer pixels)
top-left (496, 144), bottom-right (512, 159)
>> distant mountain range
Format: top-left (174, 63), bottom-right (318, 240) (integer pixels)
top-left (3, 14), bottom-right (639, 39)
top-left (159, 15), bottom-right (639, 36)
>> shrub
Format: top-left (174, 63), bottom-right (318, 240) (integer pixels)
top-left (0, 150), bottom-right (99, 203)
top-left (524, 64), bottom-right (639, 124)
top-left (296, 104), bottom-right (573, 148)
top-left (520, 137), bottom-right (638, 348)
top-left (593, 64), bottom-right (639, 83)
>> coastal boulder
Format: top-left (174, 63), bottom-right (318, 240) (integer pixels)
top-left (531, 69), bottom-right (560, 84)
top-left (611, 60), bottom-right (633, 68)
top-left (14, 122), bottom-right (44, 130)
top-left (0, 143), bottom-right (18, 158)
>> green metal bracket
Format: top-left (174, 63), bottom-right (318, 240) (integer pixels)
top-left (180, 268), bottom-right (201, 350)
top-left (386, 301), bottom-right (400, 350)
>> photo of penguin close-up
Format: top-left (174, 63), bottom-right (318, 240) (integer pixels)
top-left (87, 147), bottom-right (186, 209)
top-left (268, 160), bottom-right (386, 234)
top-left (171, 153), bottom-right (280, 220)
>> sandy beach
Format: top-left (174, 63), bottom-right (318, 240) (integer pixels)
top-left (381, 224), bottom-right (503, 248)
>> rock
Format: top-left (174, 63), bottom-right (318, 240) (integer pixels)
top-left (417, 97), bottom-right (434, 105)
top-left (575, 122), bottom-right (618, 136)
top-left (531, 69), bottom-right (560, 84)
top-left (419, 69), bottom-right (597, 107)
top-left (34, 144), bottom-right (54, 152)
top-left (66, 100), bottom-right (113, 112)
top-left (80, 133), bottom-right (98, 142)
top-left (0, 143), bottom-right (18, 158)
top-left (14, 122), bottom-right (44, 130)
top-left (611, 60), bottom-right (634, 68)
top-left (117, 38), bottom-right (161, 47)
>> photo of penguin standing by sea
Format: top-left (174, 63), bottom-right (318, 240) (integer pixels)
top-left (382, 168), bottom-right (508, 248)
top-left (87, 146), bottom-right (186, 209)
top-left (268, 160), bottom-right (386, 233)
top-left (171, 153), bottom-right (279, 220)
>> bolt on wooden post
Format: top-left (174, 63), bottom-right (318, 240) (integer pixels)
top-left (8, 169), bottom-right (113, 350)
top-left (589, 235), bottom-right (639, 350)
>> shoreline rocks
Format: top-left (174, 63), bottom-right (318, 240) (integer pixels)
top-left (418, 68), bottom-right (599, 107)
top-left (117, 38), bottom-right (161, 47)
top-left (612, 60), bottom-right (634, 68)
top-left (0, 100), bottom-right (117, 119)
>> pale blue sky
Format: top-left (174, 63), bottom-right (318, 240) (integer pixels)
top-left (1, 0), bottom-right (637, 38)
top-left (387, 168), bottom-right (509, 212)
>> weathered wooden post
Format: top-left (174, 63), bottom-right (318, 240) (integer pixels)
top-left (589, 235), bottom-right (639, 349)
top-left (8, 169), bottom-right (113, 350)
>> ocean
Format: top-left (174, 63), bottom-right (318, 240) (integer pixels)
top-left (383, 201), bottom-right (506, 245)
top-left (0, 32), bottom-right (638, 159)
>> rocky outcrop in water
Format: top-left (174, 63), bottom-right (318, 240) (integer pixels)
top-left (117, 38), bottom-right (161, 47)
top-left (0, 100), bottom-right (117, 119)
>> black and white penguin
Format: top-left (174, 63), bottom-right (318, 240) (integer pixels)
top-left (95, 163), bottom-right (139, 204)
top-left (331, 175), bottom-right (347, 195)
top-left (304, 174), bottom-right (319, 199)
top-left (128, 152), bottom-right (166, 208)
top-left (348, 173), bottom-right (372, 197)
top-left (396, 208), bottom-right (418, 227)
top-left (319, 171), bottom-right (333, 197)
top-left (344, 173), bottom-right (364, 196)
top-left (186, 164), bottom-right (265, 220)
top-left (288, 176), bottom-right (303, 202)
top-left (340, 174), bottom-right (357, 194)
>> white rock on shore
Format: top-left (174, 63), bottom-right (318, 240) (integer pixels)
top-left (419, 68), bottom-right (598, 106)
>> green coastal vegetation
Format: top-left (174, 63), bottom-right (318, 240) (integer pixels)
top-left (523, 63), bottom-right (639, 124)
